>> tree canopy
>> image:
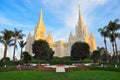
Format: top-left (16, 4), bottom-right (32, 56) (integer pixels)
top-left (91, 50), bottom-right (101, 63)
top-left (71, 41), bottom-right (90, 60)
top-left (0, 29), bottom-right (13, 60)
top-left (23, 51), bottom-right (31, 64)
top-left (32, 39), bottom-right (54, 61)
top-left (12, 28), bottom-right (25, 61)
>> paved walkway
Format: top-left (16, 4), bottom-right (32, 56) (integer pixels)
top-left (56, 66), bottom-right (65, 72)
top-left (45, 65), bottom-right (75, 72)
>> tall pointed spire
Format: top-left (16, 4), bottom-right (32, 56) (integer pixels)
top-left (38, 9), bottom-right (44, 27)
top-left (35, 8), bottom-right (46, 40)
top-left (75, 5), bottom-right (85, 42)
top-left (47, 32), bottom-right (53, 43)
top-left (78, 4), bottom-right (82, 25)
top-left (69, 32), bottom-right (74, 43)
top-left (25, 32), bottom-right (32, 54)
top-left (89, 32), bottom-right (97, 52)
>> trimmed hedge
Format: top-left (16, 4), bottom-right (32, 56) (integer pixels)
top-left (0, 66), bottom-right (18, 72)
top-left (88, 66), bottom-right (120, 72)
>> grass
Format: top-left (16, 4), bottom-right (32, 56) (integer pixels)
top-left (0, 70), bottom-right (120, 80)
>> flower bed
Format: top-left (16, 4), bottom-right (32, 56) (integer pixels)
top-left (65, 65), bottom-right (87, 72)
top-left (16, 65), bottom-right (29, 70)
top-left (56, 64), bottom-right (64, 67)
top-left (30, 65), bottom-right (56, 72)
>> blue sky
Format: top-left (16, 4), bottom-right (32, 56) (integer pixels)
top-left (0, 0), bottom-right (120, 59)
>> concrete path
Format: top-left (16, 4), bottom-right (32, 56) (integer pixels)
top-left (45, 65), bottom-right (75, 72)
top-left (56, 66), bottom-right (65, 72)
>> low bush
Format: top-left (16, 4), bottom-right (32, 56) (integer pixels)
top-left (0, 66), bottom-right (18, 72)
top-left (65, 65), bottom-right (87, 72)
top-left (88, 66), bottom-right (120, 72)
top-left (0, 61), bottom-right (22, 66)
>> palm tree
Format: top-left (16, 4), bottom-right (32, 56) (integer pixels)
top-left (98, 27), bottom-right (110, 62)
top-left (12, 28), bottom-right (25, 61)
top-left (0, 36), bottom-right (2, 42)
top-left (0, 29), bottom-right (13, 61)
top-left (98, 26), bottom-right (109, 55)
top-left (114, 33), bottom-right (120, 55)
top-left (18, 40), bottom-right (26, 60)
top-left (107, 19), bottom-right (120, 62)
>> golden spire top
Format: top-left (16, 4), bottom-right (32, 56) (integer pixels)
top-left (35, 8), bottom-right (46, 40)
top-left (37, 8), bottom-right (44, 28)
top-left (47, 32), bottom-right (53, 43)
top-left (40, 8), bottom-right (43, 21)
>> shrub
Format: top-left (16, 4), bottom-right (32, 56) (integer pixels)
top-left (65, 65), bottom-right (87, 72)
top-left (88, 66), bottom-right (120, 72)
top-left (0, 66), bottom-right (18, 72)
top-left (0, 57), bottom-right (10, 62)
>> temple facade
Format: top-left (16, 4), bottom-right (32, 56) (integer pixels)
top-left (25, 8), bottom-right (96, 57)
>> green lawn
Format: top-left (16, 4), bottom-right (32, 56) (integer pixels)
top-left (0, 70), bottom-right (120, 80)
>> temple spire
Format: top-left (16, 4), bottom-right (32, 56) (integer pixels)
top-left (69, 32), bottom-right (74, 43)
top-left (35, 8), bottom-right (46, 40)
top-left (78, 4), bottom-right (83, 25)
top-left (38, 8), bottom-right (44, 28)
top-left (47, 32), bottom-right (53, 43)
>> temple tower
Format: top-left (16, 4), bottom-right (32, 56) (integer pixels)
top-left (75, 6), bottom-right (85, 42)
top-left (35, 9), bottom-right (46, 40)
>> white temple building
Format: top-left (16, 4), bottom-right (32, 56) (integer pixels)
top-left (25, 7), bottom-right (96, 57)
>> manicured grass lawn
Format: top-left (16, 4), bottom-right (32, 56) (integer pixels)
top-left (0, 70), bottom-right (120, 80)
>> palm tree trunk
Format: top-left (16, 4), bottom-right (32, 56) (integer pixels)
top-left (3, 44), bottom-right (7, 58)
top-left (3, 44), bottom-right (8, 62)
top-left (13, 45), bottom-right (16, 61)
top-left (13, 39), bottom-right (16, 61)
top-left (20, 48), bottom-right (23, 60)
top-left (115, 40), bottom-right (119, 62)
top-left (104, 38), bottom-right (108, 62)
top-left (104, 38), bottom-right (107, 53)
top-left (112, 42), bottom-right (116, 60)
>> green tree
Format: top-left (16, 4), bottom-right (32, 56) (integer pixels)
top-left (98, 27), bottom-right (109, 55)
top-left (0, 29), bottom-right (13, 61)
top-left (109, 34), bottom-right (116, 57)
top-left (23, 51), bottom-right (31, 65)
top-left (107, 19), bottom-right (120, 62)
top-left (71, 42), bottom-right (90, 61)
top-left (91, 50), bottom-right (101, 63)
top-left (101, 53), bottom-right (111, 63)
top-left (18, 40), bottom-right (26, 60)
top-left (12, 28), bottom-right (25, 61)
top-left (32, 40), bottom-right (54, 61)
top-left (98, 27), bottom-right (110, 62)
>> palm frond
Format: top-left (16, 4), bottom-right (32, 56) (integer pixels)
top-left (8, 39), bottom-right (14, 44)
top-left (9, 43), bottom-right (14, 46)
top-left (114, 18), bottom-right (119, 23)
